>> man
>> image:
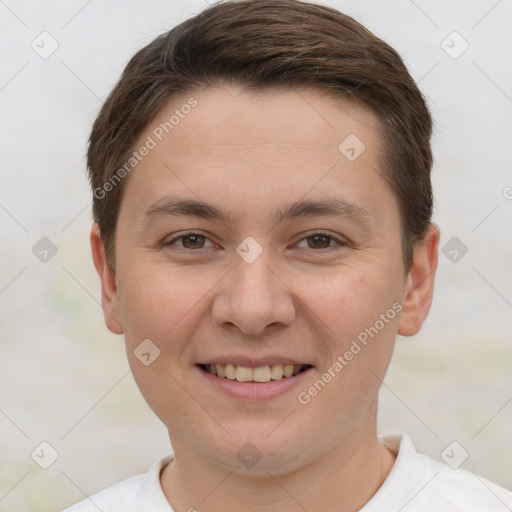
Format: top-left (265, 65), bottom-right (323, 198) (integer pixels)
top-left (64, 0), bottom-right (512, 510)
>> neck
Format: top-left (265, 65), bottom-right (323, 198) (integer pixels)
top-left (160, 422), bottom-right (396, 512)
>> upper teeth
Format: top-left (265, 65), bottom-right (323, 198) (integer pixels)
top-left (205, 363), bottom-right (306, 382)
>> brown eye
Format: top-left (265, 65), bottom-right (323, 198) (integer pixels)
top-left (165, 233), bottom-right (214, 250)
top-left (294, 232), bottom-right (347, 251)
top-left (180, 234), bottom-right (206, 249)
top-left (306, 234), bottom-right (332, 249)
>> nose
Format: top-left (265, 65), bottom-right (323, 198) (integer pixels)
top-left (211, 250), bottom-right (296, 336)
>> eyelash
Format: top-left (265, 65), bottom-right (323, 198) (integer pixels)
top-left (164, 231), bottom-right (348, 252)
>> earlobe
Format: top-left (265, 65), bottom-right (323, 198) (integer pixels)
top-left (397, 224), bottom-right (440, 337)
top-left (90, 225), bottom-right (124, 335)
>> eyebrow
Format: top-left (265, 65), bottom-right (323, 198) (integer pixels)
top-left (142, 196), bottom-right (373, 227)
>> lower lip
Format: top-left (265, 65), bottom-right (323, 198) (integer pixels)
top-left (196, 365), bottom-right (314, 401)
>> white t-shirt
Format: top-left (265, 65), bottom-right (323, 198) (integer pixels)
top-left (62, 433), bottom-right (512, 511)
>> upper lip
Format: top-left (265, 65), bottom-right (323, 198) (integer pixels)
top-left (198, 356), bottom-right (313, 367)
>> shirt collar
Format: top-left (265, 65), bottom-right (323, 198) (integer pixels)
top-left (361, 432), bottom-right (438, 511)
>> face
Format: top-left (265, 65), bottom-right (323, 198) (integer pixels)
top-left (92, 85), bottom-right (438, 475)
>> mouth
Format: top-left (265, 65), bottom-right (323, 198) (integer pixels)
top-left (197, 363), bottom-right (312, 383)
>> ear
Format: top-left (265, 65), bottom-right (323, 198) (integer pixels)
top-left (398, 223), bottom-right (440, 337)
top-left (90, 224), bottom-right (124, 335)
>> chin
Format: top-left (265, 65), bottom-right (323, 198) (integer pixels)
top-left (202, 429), bottom-right (310, 476)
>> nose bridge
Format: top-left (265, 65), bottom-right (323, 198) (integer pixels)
top-left (212, 246), bottom-right (295, 334)
top-left (235, 252), bottom-right (276, 302)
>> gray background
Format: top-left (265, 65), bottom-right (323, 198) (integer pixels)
top-left (1, 0), bottom-right (511, 510)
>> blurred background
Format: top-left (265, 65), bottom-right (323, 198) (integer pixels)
top-left (1, 0), bottom-right (511, 510)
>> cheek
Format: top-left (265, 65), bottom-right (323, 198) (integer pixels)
top-left (301, 265), bottom-right (401, 341)
top-left (117, 262), bottom-right (207, 350)
top-left (119, 263), bottom-right (214, 378)
top-left (116, 263), bottom-right (209, 425)
top-left (297, 266), bottom-right (400, 398)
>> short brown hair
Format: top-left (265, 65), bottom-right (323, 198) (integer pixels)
top-left (87, 0), bottom-right (433, 270)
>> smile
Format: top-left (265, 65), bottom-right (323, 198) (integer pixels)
top-left (198, 363), bottom-right (311, 383)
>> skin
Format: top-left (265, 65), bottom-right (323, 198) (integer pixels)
top-left (91, 85), bottom-right (439, 512)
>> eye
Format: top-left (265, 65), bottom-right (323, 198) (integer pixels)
top-left (165, 233), bottom-right (216, 250)
top-left (295, 232), bottom-right (347, 250)
top-left (163, 231), bottom-right (347, 252)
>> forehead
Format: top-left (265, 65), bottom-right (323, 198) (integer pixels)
top-left (149, 84), bottom-right (379, 151)
top-left (119, 85), bottom-right (395, 226)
